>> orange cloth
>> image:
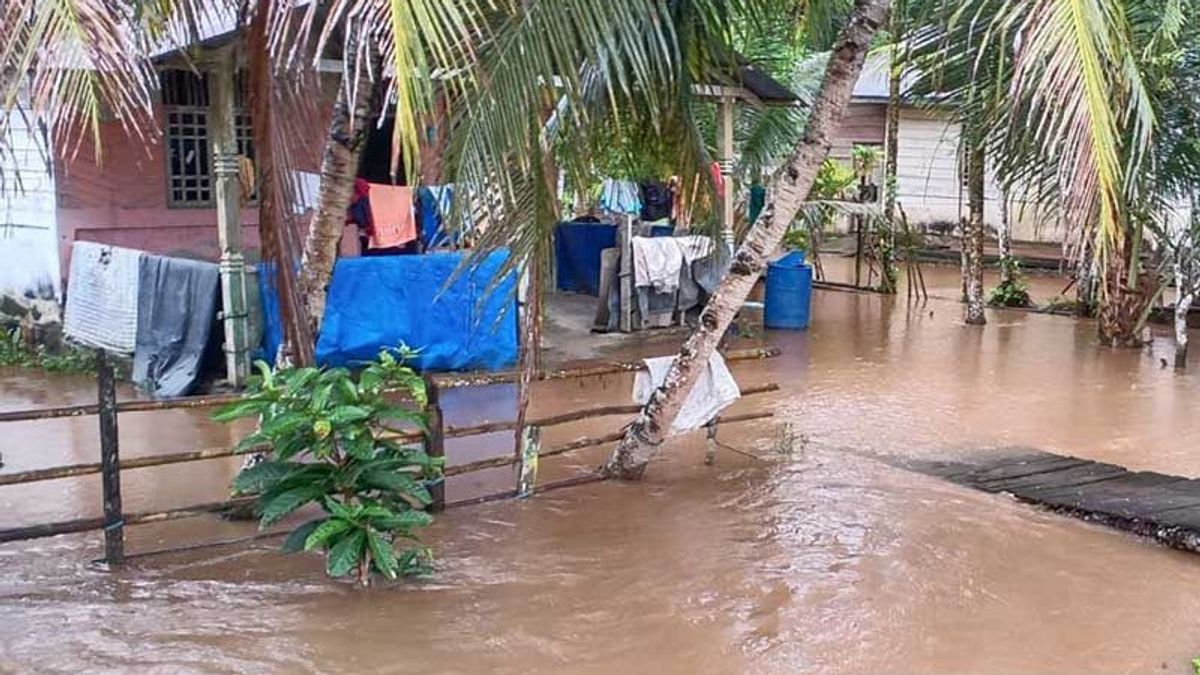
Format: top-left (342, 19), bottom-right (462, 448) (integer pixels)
top-left (367, 184), bottom-right (416, 249)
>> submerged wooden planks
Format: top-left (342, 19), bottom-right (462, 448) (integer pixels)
top-left (906, 449), bottom-right (1200, 553)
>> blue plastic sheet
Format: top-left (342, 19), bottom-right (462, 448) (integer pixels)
top-left (554, 222), bottom-right (616, 295)
top-left (259, 250), bottom-right (518, 371)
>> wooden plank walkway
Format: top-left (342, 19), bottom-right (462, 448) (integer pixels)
top-left (902, 448), bottom-right (1200, 553)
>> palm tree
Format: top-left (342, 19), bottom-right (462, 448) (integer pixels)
top-left (604, 0), bottom-right (891, 478)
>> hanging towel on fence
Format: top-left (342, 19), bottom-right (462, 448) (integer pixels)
top-left (632, 352), bottom-right (741, 433)
top-left (367, 184), bottom-right (416, 249)
top-left (63, 241), bottom-right (142, 353)
top-left (132, 255), bottom-right (220, 397)
top-left (631, 236), bottom-right (685, 293)
top-left (599, 178), bottom-right (642, 215)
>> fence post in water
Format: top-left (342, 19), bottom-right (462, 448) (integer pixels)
top-left (97, 349), bottom-right (124, 566)
top-left (516, 425), bottom-right (540, 498)
top-left (423, 375), bottom-right (446, 512)
top-left (704, 421), bottom-right (718, 466)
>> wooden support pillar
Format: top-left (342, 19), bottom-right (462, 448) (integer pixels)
top-left (718, 97), bottom-right (736, 249)
top-left (210, 49), bottom-right (250, 387)
top-left (97, 350), bottom-right (124, 566)
top-left (618, 214), bottom-right (634, 333)
top-left (423, 374), bottom-right (446, 512)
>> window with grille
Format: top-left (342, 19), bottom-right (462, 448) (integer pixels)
top-left (161, 69), bottom-right (254, 207)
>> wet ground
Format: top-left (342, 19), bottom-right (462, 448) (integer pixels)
top-left (4, 270), bottom-right (1200, 673)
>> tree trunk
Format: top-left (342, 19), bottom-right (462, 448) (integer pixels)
top-left (602, 0), bottom-right (891, 479)
top-left (295, 45), bottom-right (376, 342)
top-left (998, 190), bottom-right (1013, 285)
top-left (878, 0), bottom-right (903, 295)
top-left (1175, 258), bottom-right (1192, 370)
top-left (963, 138), bottom-right (986, 325)
top-left (1096, 234), bottom-right (1149, 347)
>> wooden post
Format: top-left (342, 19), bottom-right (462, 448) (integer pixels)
top-left (423, 374), bottom-right (446, 512)
top-left (618, 214), bottom-right (634, 333)
top-left (704, 421), bottom-right (718, 466)
top-left (718, 97), bottom-right (736, 249)
top-left (97, 350), bottom-right (124, 565)
top-left (516, 425), bottom-right (540, 498)
top-left (210, 48), bottom-right (250, 387)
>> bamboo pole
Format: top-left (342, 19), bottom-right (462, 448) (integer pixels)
top-left (0, 497), bottom-right (256, 545)
top-left (1, 385), bottom-right (781, 489)
top-left (0, 349), bottom-right (781, 424)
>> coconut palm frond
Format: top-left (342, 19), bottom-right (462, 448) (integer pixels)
top-left (0, 0), bottom-right (230, 162)
top-left (992, 0), bottom-right (1154, 268)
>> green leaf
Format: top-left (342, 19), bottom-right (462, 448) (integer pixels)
top-left (304, 517), bottom-right (355, 551)
top-left (360, 470), bottom-right (432, 506)
top-left (260, 484), bottom-right (325, 526)
top-left (373, 510), bottom-right (434, 532)
top-left (211, 399), bottom-right (267, 423)
top-left (397, 546), bottom-right (434, 576)
top-left (326, 529), bottom-right (367, 578)
top-left (323, 496), bottom-right (356, 520)
top-left (233, 431), bottom-right (270, 454)
top-left (367, 529), bottom-right (399, 580)
top-left (233, 461), bottom-right (298, 494)
top-left (281, 518), bottom-right (325, 553)
top-left (260, 411), bottom-right (312, 438)
top-left (330, 405), bottom-right (372, 426)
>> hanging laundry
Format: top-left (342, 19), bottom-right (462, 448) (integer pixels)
top-left (133, 254), bottom-right (220, 397)
top-left (639, 181), bottom-right (673, 222)
top-left (630, 236), bottom-right (685, 294)
top-left (63, 241), bottom-right (142, 354)
top-left (367, 184), bottom-right (416, 250)
top-left (418, 184), bottom-right (457, 249)
top-left (599, 178), bottom-right (642, 216)
top-left (632, 352), bottom-right (740, 433)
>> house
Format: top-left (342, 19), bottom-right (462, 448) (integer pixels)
top-left (828, 53), bottom-right (1068, 244)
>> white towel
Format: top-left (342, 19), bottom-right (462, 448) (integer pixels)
top-left (63, 241), bottom-right (142, 353)
top-left (631, 236), bottom-right (685, 293)
top-left (633, 352), bottom-right (741, 434)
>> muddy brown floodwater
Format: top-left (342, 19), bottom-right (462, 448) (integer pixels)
top-left (5, 280), bottom-right (1200, 674)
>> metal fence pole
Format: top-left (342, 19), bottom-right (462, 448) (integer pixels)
top-left (97, 350), bottom-right (124, 565)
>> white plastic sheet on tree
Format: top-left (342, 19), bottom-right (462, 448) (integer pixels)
top-left (633, 351), bottom-right (741, 434)
top-left (63, 241), bottom-right (141, 353)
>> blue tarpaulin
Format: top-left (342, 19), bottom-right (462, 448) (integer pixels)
top-left (554, 222), bottom-right (616, 296)
top-left (259, 250), bottom-right (518, 371)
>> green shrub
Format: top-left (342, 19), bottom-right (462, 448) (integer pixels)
top-left (214, 349), bottom-right (441, 585)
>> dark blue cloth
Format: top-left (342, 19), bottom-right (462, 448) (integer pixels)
top-left (418, 185), bottom-right (460, 249)
top-left (554, 222), bottom-right (616, 295)
top-left (259, 250), bottom-right (518, 371)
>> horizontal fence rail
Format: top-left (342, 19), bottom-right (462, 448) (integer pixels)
top-left (0, 348), bottom-right (782, 560)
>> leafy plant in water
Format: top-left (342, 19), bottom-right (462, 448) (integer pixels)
top-left (0, 328), bottom-right (97, 373)
top-left (987, 258), bottom-right (1032, 308)
top-left (213, 349), bottom-right (441, 585)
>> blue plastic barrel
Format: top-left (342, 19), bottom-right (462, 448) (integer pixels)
top-left (765, 250), bottom-right (812, 330)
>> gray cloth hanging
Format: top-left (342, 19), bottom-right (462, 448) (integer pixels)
top-left (133, 255), bottom-right (220, 397)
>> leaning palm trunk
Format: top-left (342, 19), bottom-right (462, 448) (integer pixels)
top-left (295, 54), bottom-right (375, 344)
top-left (964, 140), bottom-right (986, 325)
top-left (602, 0), bottom-right (891, 479)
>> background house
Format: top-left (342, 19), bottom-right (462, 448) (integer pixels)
top-left (830, 53), bottom-right (1067, 244)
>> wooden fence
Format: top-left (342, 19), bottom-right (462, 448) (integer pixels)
top-left (0, 348), bottom-right (781, 564)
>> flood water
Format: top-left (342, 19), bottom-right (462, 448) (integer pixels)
top-left (4, 279), bottom-right (1200, 674)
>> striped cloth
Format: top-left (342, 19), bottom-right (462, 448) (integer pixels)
top-left (63, 241), bottom-right (142, 353)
